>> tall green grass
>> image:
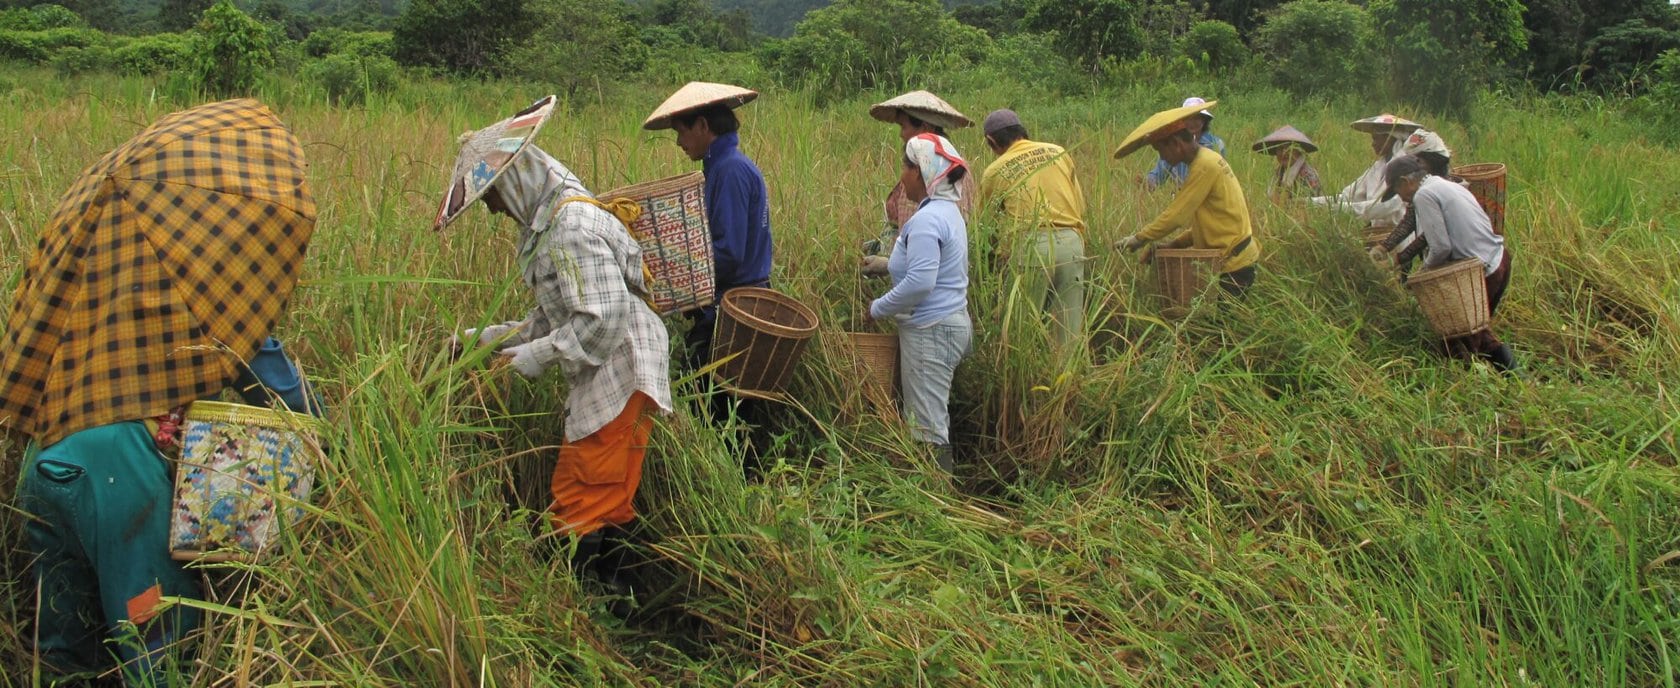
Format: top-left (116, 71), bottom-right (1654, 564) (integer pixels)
top-left (1, 66), bottom-right (1677, 685)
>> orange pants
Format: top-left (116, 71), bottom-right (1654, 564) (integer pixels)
top-left (549, 392), bottom-right (653, 536)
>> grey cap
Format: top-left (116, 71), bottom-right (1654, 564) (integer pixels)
top-left (1381, 154), bottom-right (1428, 200)
top-left (982, 109), bottom-right (1023, 136)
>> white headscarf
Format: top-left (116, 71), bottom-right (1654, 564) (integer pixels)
top-left (490, 144), bottom-right (592, 233)
top-left (904, 133), bottom-right (966, 204)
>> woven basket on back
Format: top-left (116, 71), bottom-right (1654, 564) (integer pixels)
top-left (1406, 257), bottom-right (1489, 338)
top-left (169, 400), bottom-right (322, 563)
top-left (712, 287), bottom-right (820, 398)
top-left (841, 331), bottom-right (899, 409)
top-left (1452, 163), bottom-right (1507, 238)
top-left (1154, 247), bottom-right (1224, 311)
top-left (603, 172), bottom-right (715, 316)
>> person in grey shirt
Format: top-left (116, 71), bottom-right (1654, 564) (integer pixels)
top-left (1383, 155), bottom-right (1516, 372)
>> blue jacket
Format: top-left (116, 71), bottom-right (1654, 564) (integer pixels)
top-left (1147, 132), bottom-right (1226, 188)
top-left (702, 132), bottom-right (773, 295)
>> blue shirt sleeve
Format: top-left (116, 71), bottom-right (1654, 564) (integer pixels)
top-left (870, 223), bottom-right (942, 320)
top-left (1146, 156), bottom-right (1172, 188)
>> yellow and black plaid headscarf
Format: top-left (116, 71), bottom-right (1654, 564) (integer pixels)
top-left (0, 99), bottom-right (316, 446)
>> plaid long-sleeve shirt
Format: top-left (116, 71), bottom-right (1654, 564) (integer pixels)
top-left (502, 201), bottom-right (673, 440)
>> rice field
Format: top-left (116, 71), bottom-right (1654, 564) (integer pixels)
top-left (1, 66), bottom-right (1679, 686)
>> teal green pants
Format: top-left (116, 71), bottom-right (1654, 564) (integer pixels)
top-left (18, 421), bottom-right (202, 685)
top-left (1012, 228), bottom-right (1087, 350)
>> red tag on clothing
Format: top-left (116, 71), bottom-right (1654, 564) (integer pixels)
top-left (128, 584), bottom-right (163, 624)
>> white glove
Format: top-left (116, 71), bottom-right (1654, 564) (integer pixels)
top-left (1115, 235), bottom-right (1145, 252)
top-left (498, 341), bottom-right (548, 378)
top-left (861, 255), bottom-right (890, 277)
top-left (1368, 245), bottom-right (1388, 264)
top-left (474, 324), bottom-right (520, 348)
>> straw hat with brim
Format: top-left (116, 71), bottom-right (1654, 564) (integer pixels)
top-left (1113, 100), bottom-right (1219, 159)
top-left (1350, 113), bottom-right (1423, 135)
top-left (1252, 125), bottom-right (1319, 154)
top-left (434, 94), bottom-right (557, 230)
top-left (869, 90), bottom-right (973, 131)
top-left (643, 81), bottom-right (759, 131)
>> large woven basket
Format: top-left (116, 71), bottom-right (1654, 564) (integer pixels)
top-left (168, 401), bottom-right (322, 563)
top-left (1154, 247), bottom-right (1225, 311)
top-left (1406, 257), bottom-right (1489, 338)
top-left (711, 287), bottom-right (820, 398)
top-left (1452, 163), bottom-right (1507, 238)
top-left (603, 172), bottom-right (715, 316)
top-left (842, 331), bottom-right (899, 408)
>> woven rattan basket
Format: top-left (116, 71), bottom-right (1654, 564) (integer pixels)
top-left (1406, 257), bottom-right (1489, 338)
top-left (1154, 247), bottom-right (1224, 311)
top-left (1452, 163), bottom-right (1507, 238)
top-left (842, 330), bottom-right (898, 408)
top-left (169, 401), bottom-right (322, 563)
top-left (603, 172), bottom-right (715, 316)
top-left (711, 288), bottom-right (820, 398)
top-left (1363, 223), bottom-right (1394, 249)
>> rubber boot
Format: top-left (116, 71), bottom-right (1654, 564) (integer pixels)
top-left (568, 530), bottom-right (605, 575)
top-left (933, 444), bottom-right (955, 475)
top-left (594, 524), bottom-right (639, 619)
top-left (1486, 344), bottom-right (1517, 374)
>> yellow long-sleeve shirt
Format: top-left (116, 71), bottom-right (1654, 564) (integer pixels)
top-left (1137, 147), bottom-right (1259, 273)
top-left (980, 139), bottom-right (1087, 236)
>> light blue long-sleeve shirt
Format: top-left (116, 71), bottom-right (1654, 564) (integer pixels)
top-left (1147, 132), bottom-right (1225, 188)
top-left (870, 198), bottom-right (968, 328)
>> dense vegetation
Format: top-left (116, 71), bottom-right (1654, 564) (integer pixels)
top-left (1, 0), bottom-right (1679, 685)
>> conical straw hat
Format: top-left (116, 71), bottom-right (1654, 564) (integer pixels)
top-left (869, 90), bottom-right (972, 131)
top-left (1113, 100), bottom-right (1219, 159)
top-left (434, 94), bottom-right (557, 230)
top-left (1350, 113), bottom-right (1423, 135)
top-left (1252, 125), bottom-right (1318, 154)
top-left (642, 81), bottom-right (759, 131)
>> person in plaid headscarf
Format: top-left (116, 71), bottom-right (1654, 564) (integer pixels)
top-left (447, 143), bottom-right (674, 586)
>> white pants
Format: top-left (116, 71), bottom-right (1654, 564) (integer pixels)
top-left (898, 310), bottom-right (973, 445)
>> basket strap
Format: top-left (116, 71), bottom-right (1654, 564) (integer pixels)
top-left (558, 196), bottom-right (659, 311)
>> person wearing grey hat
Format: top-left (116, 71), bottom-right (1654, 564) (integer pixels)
top-left (978, 108), bottom-right (1089, 350)
top-left (1382, 154), bottom-right (1516, 372)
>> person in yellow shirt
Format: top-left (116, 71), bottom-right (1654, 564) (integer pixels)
top-left (979, 109), bottom-right (1088, 348)
top-left (1114, 101), bottom-right (1259, 296)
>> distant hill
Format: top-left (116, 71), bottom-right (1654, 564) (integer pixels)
top-left (715, 0), bottom-right (987, 38)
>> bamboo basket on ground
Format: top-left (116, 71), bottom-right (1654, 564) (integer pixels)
top-left (1154, 247), bottom-right (1224, 315)
top-left (1452, 163), bottom-right (1507, 237)
top-left (840, 330), bottom-right (899, 411)
top-left (1406, 257), bottom-right (1489, 338)
top-left (602, 172), bottom-right (715, 316)
top-left (711, 287), bottom-right (820, 399)
top-left (1363, 223), bottom-right (1395, 249)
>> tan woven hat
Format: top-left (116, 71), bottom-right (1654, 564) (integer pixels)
top-left (1252, 125), bottom-right (1318, 154)
top-left (1350, 113), bottom-right (1423, 135)
top-left (869, 90), bottom-right (972, 131)
top-left (642, 81), bottom-right (759, 131)
top-left (434, 94), bottom-right (556, 230)
top-left (1114, 100), bottom-right (1219, 159)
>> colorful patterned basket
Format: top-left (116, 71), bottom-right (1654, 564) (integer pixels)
top-left (603, 172), bottom-right (715, 316)
top-left (168, 401), bottom-right (322, 563)
top-left (711, 287), bottom-right (820, 399)
top-left (1452, 163), bottom-right (1507, 237)
top-left (1153, 247), bottom-right (1225, 314)
top-left (1406, 257), bottom-right (1489, 338)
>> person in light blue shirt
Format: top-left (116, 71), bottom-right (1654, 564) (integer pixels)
top-left (866, 133), bottom-right (972, 474)
top-left (1145, 97), bottom-right (1225, 189)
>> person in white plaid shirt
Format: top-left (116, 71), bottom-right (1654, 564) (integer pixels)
top-left (450, 144), bottom-right (673, 584)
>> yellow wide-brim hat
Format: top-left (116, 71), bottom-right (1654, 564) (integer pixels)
top-left (868, 90), bottom-right (972, 131)
top-left (1113, 100), bottom-right (1219, 159)
top-left (642, 81), bottom-right (759, 131)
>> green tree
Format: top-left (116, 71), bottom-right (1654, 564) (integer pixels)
top-left (190, 0), bottom-right (274, 96)
top-left (764, 0), bottom-right (989, 94)
top-left (1523, 0), bottom-right (1680, 89)
top-left (1181, 18), bottom-right (1247, 71)
top-left (1022, 0), bottom-right (1143, 71)
top-left (505, 0), bottom-right (644, 99)
top-left (643, 0), bottom-right (752, 51)
top-left (1370, 0), bottom-right (1526, 119)
top-left (952, 0), bottom-right (1026, 36)
top-left (1255, 0), bottom-right (1375, 98)
top-left (157, 0), bottom-right (214, 32)
top-left (391, 0), bottom-right (530, 74)
top-left (1192, 0), bottom-right (1286, 34)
